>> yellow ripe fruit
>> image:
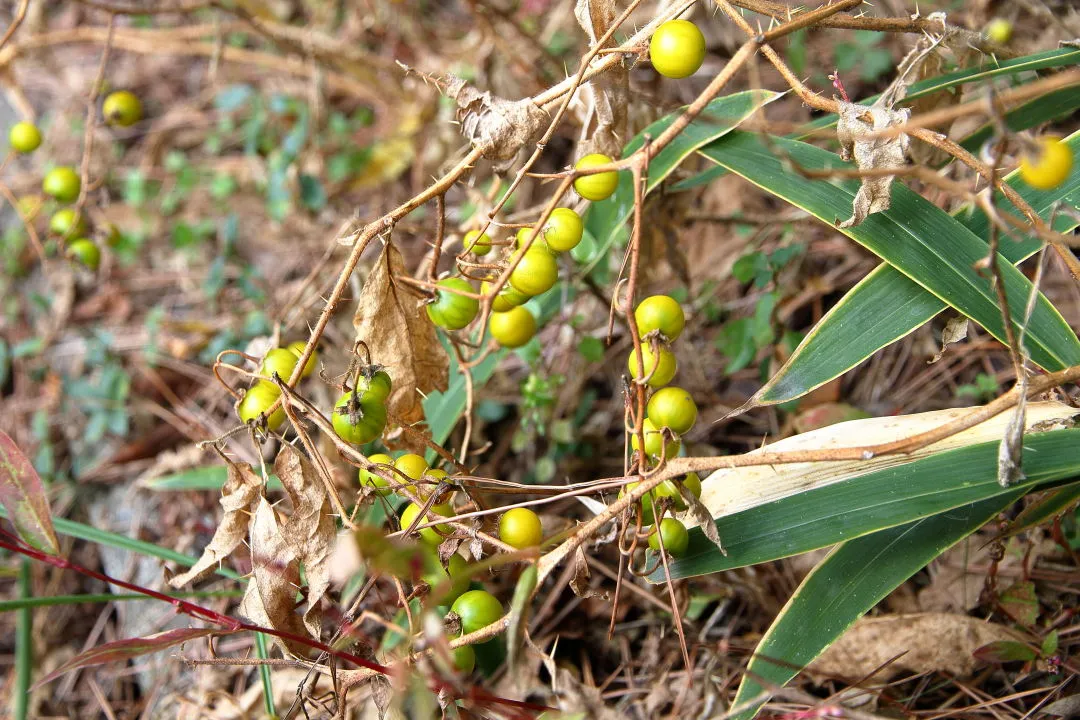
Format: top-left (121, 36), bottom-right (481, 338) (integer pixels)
top-left (631, 417), bottom-right (681, 459)
top-left (9, 121), bottom-right (42, 153)
top-left (400, 502), bottom-right (453, 545)
top-left (463, 229), bottom-right (493, 256)
top-left (481, 280), bottom-right (529, 312)
top-left (627, 344), bottom-right (677, 388)
top-left (650, 20), bottom-right (706, 79)
top-left (489, 305), bottom-right (537, 348)
top-left (499, 507), bottom-right (543, 549)
top-left (509, 248), bottom-right (558, 296)
top-left (573, 154), bottom-right (619, 201)
top-left (986, 18), bottom-right (1012, 45)
top-left (286, 341), bottom-right (318, 378)
top-left (358, 453), bottom-right (395, 495)
top-left (42, 166), bottom-right (81, 203)
top-left (103, 90), bottom-right (143, 127)
top-left (1019, 137), bottom-right (1073, 191)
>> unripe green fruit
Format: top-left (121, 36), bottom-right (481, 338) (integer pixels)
top-left (451, 589), bottom-right (503, 635)
top-left (67, 238), bottom-right (100, 270)
top-left (42, 166), bottom-right (81, 203)
top-left (49, 208), bottom-right (88, 239)
top-left (648, 517), bottom-right (689, 556)
top-left (237, 381), bottom-right (286, 430)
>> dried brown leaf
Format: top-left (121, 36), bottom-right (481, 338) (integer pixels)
top-left (168, 462), bottom-right (261, 588)
top-left (836, 102), bottom-right (910, 228)
top-left (0, 430), bottom-right (59, 555)
top-left (569, 546), bottom-right (606, 599)
top-left (353, 242), bottom-right (449, 427)
top-left (32, 628), bottom-right (226, 689)
top-left (444, 76), bottom-right (548, 164)
top-left (574, 0), bottom-right (628, 158)
top-left (239, 499), bottom-right (310, 655)
top-left (811, 612), bottom-right (1020, 679)
top-left (929, 316), bottom-right (969, 364)
top-left (274, 447), bottom-right (336, 638)
top-left (678, 483), bottom-right (725, 556)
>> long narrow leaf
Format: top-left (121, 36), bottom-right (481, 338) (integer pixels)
top-left (698, 132), bottom-right (1080, 379)
top-left (751, 131), bottom-right (1080, 405)
top-left (584, 90), bottom-right (781, 263)
top-left (650, 426), bottom-right (1080, 581)
top-left (728, 493), bottom-right (1023, 720)
top-left (0, 508), bottom-right (241, 580)
top-left (672, 47), bottom-right (1080, 192)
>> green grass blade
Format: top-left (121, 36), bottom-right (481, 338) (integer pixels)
top-left (0, 508), bottom-right (241, 580)
top-left (140, 465), bottom-right (282, 492)
top-left (671, 47), bottom-right (1080, 193)
top-left (728, 492), bottom-right (1023, 720)
top-left (752, 131), bottom-right (1080, 406)
top-left (0, 590), bottom-right (243, 612)
top-left (256, 631), bottom-right (277, 718)
top-left (14, 558), bottom-right (32, 720)
top-left (698, 132), bottom-right (1080, 376)
top-left (650, 428), bottom-right (1080, 580)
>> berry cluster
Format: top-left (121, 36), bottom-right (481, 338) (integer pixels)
top-left (426, 204), bottom-right (590, 348)
top-left (623, 294), bottom-right (701, 558)
top-left (6, 90), bottom-right (143, 271)
top-left (356, 449), bottom-right (545, 672)
top-left (236, 342), bottom-right (318, 431)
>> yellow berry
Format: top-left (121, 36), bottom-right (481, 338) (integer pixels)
top-left (650, 20), bottom-right (706, 79)
top-left (986, 18), bottom-right (1012, 45)
top-left (9, 121), bottom-right (42, 153)
top-left (1019, 137), bottom-right (1073, 191)
top-left (573, 154), bottom-right (619, 201)
top-left (103, 90), bottom-right (143, 127)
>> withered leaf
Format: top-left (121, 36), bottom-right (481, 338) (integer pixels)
top-left (678, 483), bottom-right (726, 556)
top-left (569, 546), bottom-right (606, 599)
top-left (353, 242), bottom-right (449, 427)
top-left (239, 498), bottom-right (311, 656)
top-left (929, 316), bottom-right (969, 364)
top-left (445, 76), bottom-right (547, 164)
top-left (168, 462), bottom-right (261, 587)
top-left (999, 386), bottom-right (1027, 488)
top-left (573, 0), bottom-right (628, 158)
top-left (836, 102), bottom-right (910, 228)
top-left (32, 628), bottom-right (227, 689)
top-left (274, 447), bottom-right (336, 638)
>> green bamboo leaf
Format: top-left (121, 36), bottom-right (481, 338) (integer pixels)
top-left (959, 86), bottom-right (1080, 153)
top-left (649, 427), bottom-right (1080, 581)
top-left (1003, 480), bottom-right (1080, 539)
top-left (727, 492), bottom-right (1022, 720)
top-left (672, 47), bottom-right (1080, 192)
top-left (584, 89), bottom-right (781, 260)
top-left (698, 131), bottom-right (1080, 382)
top-left (751, 131), bottom-right (1080, 406)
